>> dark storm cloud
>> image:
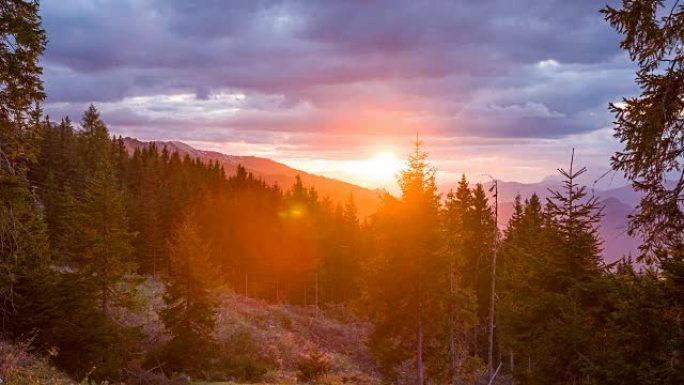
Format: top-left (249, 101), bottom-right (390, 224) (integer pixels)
top-left (39, 0), bottom-right (634, 144)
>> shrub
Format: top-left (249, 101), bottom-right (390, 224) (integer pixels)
top-left (122, 365), bottom-right (190, 385)
top-left (215, 356), bottom-right (269, 383)
top-left (0, 340), bottom-right (74, 385)
top-left (145, 341), bottom-right (270, 383)
top-left (297, 351), bottom-right (332, 383)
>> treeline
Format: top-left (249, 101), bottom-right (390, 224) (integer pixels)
top-left (3, 1), bottom-right (684, 384)
top-left (8, 106), bottom-right (226, 377)
top-left (32, 106), bottom-right (364, 306)
top-left (8, 104), bottom-right (366, 378)
top-left (361, 146), bottom-right (684, 385)
top-left (8, 105), bottom-right (684, 383)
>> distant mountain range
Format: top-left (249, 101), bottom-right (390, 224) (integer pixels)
top-left (438, 179), bottom-right (642, 264)
top-left (124, 137), bottom-right (643, 264)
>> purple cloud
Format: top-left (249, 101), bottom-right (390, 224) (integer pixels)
top-left (38, 0), bottom-right (636, 184)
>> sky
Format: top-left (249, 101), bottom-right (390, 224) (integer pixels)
top-left (39, 0), bottom-right (637, 190)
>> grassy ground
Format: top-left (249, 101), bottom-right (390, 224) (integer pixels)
top-left (190, 382), bottom-right (333, 385)
top-left (0, 341), bottom-right (75, 385)
top-left (1, 285), bottom-right (380, 385)
top-left (206, 291), bottom-right (379, 384)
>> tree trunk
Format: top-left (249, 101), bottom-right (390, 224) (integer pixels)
top-left (102, 253), bottom-right (109, 318)
top-left (153, 248), bottom-right (158, 278)
top-left (244, 269), bottom-right (248, 297)
top-left (315, 271), bottom-right (319, 309)
top-left (487, 180), bottom-right (498, 378)
top-left (448, 266), bottom-right (457, 384)
top-left (101, 285), bottom-right (108, 317)
top-left (487, 246), bottom-right (496, 374)
top-left (417, 312), bottom-right (425, 385)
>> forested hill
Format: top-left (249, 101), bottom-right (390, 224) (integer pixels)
top-left (442, 179), bottom-right (642, 263)
top-left (124, 137), bottom-right (640, 262)
top-left (123, 137), bottom-right (382, 217)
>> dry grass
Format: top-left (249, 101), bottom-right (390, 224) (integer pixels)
top-left (212, 291), bottom-right (380, 384)
top-left (0, 341), bottom-right (75, 385)
top-left (0, 281), bottom-right (380, 385)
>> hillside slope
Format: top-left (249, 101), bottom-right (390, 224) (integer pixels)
top-left (2, 281), bottom-right (380, 385)
top-left (132, 280), bottom-right (380, 384)
top-left (213, 293), bottom-right (379, 384)
top-left (0, 341), bottom-right (76, 385)
top-left (124, 137), bottom-right (643, 263)
top-left (122, 138), bottom-right (382, 217)
top-left (491, 181), bottom-right (639, 263)
top-left (439, 179), bottom-right (642, 263)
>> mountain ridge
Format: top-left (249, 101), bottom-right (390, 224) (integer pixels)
top-left (122, 137), bottom-right (383, 217)
top-left (124, 137), bottom-right (642, 263)
top-left (442, 179), bottom-right (641, 264)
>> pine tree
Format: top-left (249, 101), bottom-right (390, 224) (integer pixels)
top-left (78, 105), bottom-right (112, 179)
top-left (125, 144), bottom-right (165, 275)
top-left (498, 194), bottom-right (549, 382)
top-left (498, 154), bottom-right (605, 385)
top-left (364, 139), bottom-right (445, 385)
top-left (0, 0), bottom-right (45, 177)
top-left (33, 117), bottom-right (80, 263)
top-left (280, 175), bottom-right (320, 304)
top-left (339, 194), bottom-right (362, 301)
top-left (602, 1), bottom-right (684, 262)
top-left (160, 215), bottom-right (217, 373)
top-left (600, 6), bottom-right (684, 379)
top-left (442, 175), bottom-right (480, 384)
top-left (77, 162), bottom-right (135, 317)
top-left (75, 106), bottom-right (135, 318)
top-left (447, 179), bottom-right (497, 363)
top-left (0, 0), bottom-right (48, 332)
top-left (319, 194), bottom-right (362, 303)
top-left (24, 270), bottom-right (134, 381)
top-left (588, 264), bottom-right (682, 385)
top-left (468, 183), bottom-right (497, 358)
top-left (545, 150), bottom-right (603, 283)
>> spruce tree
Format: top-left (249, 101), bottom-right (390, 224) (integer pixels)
top-left (75, 106), bottom-right (135, 318)
top-left (33, 117), bottom-right (80, 263)
top-left (319, 194), bottom-right (362, 303)
top-left (498, 194), bottom-right (549, 382)
top-left (77, 161), bottom-right (135, 316)
top-left (545, 151), bottom-right (603, 284)
top-left (600, 12), bottom-right (684, 382)
top-left (499, 154), bottom-right (604, 385)
top-left (442, 175), bottom-right (480, 384)
top-left (78, 105), bottom-right (112, 179)
top-left (467, 183), bottom-right (497, 359)
top-left (589, 264), bottom-right (682, 385)
top-left (0, 0), bottom-right (48, 332)
top-left (602, 1), bottom-right (684, 261)
top-left (161, 215), bottom-right (217, 373)
top-left (364, 140), bottom-right (445, 385)
top-left (339, 194), bottom-right (362, 301)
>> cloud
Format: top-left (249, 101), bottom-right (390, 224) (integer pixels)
top-left (538, 59), bottom-right (561, 69)
top-left (486, 102), bottom-right (565, 119)
top-left (38, 0), bottom-right (637, 183)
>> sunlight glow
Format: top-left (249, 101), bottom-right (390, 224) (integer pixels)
top-left (280, 151), bottom-right (405, 191)
top-left (358, 152), bottom-right (403, 183)
top-left (279, 204), bottom-right (307, 219)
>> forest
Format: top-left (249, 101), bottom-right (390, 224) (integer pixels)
top-left (2, 1), bottom-right (684, 385)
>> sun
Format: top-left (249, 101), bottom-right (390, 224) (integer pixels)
top-left (324, 151), bottom-right (404, 189)
top-left (363, 152), bottom-right (403, 182)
